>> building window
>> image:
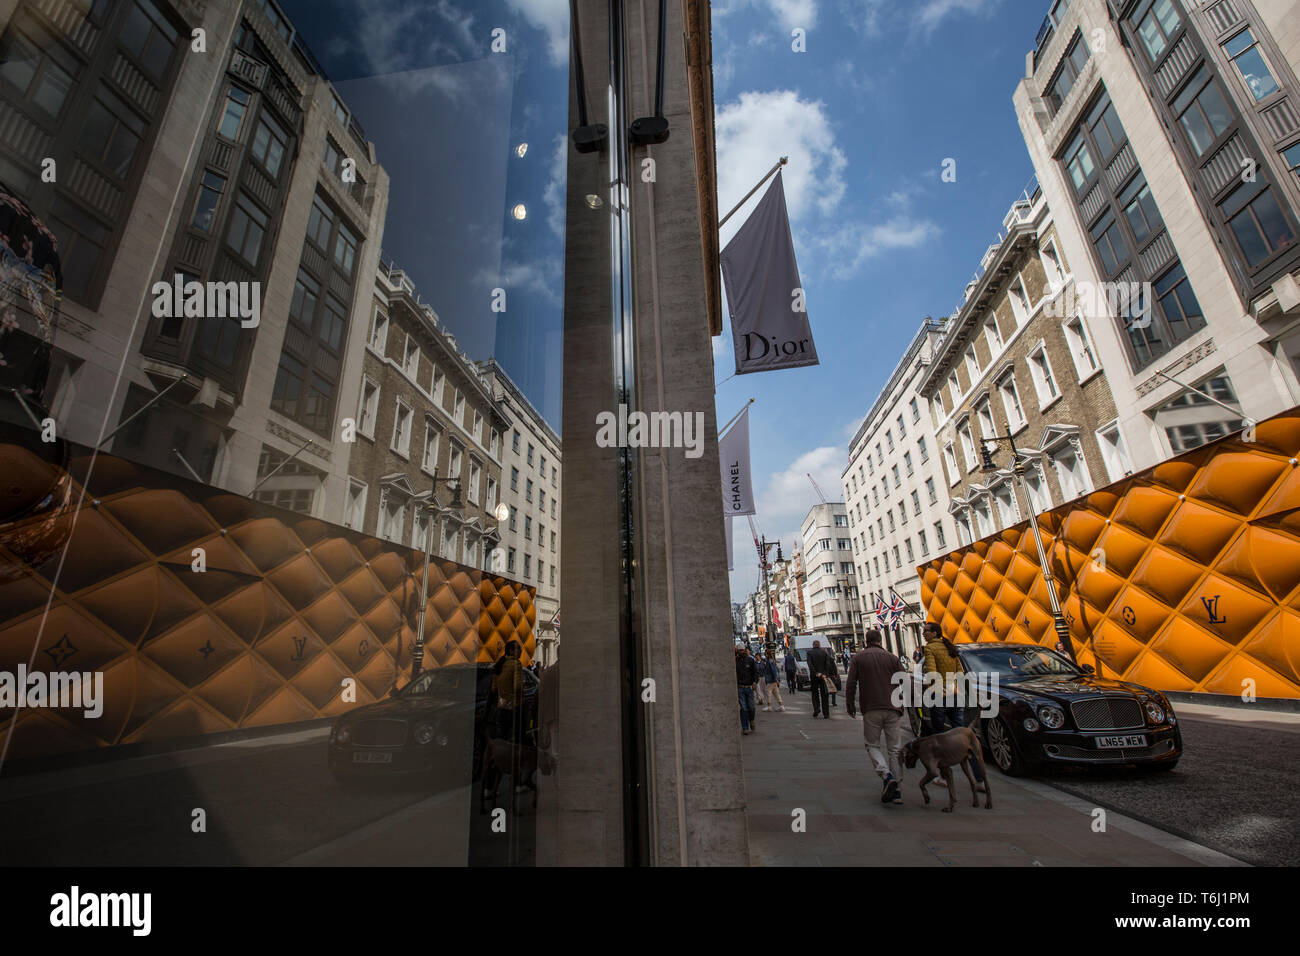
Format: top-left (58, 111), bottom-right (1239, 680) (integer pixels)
top-left (190, 171), bottom-right (225, 233)
top-left (934, 521), bottom-right (946, 550)
top-left (1119, 175), bottom-right (1164, 246)
top-left (943, 443), bottom-right (958, 484)
top-left (1096, 422), bottom-right (1133, 481)
top-left (1064, 129), bottom-right (1095, 196)
top-left (911, 489), bottom-right (921, 515)
top-left (886, 430), bottom-right (894, 453)
top-left (897, 412), bottom-right (906, 439)
top-left (1173, 66), bottom-right (1232, 158)
top-left (1219, 179), bottom-right (1295, 268)
top-left (509, 506), bottom-right (517, 531)
top-left (1090, 209), bottom-right (1128, 278)
top-left (369, 309), bottom-right (389, 353)
top-left (1045, 32), bottom-right (1090, 116)
top-left (891, 464), bottom-right (901, 488)
top-left (1223, 28), bottom-right (1278, 103)
top-left (918, 436), bottom-right (929, 463)
top-left (1022, 460), bottom-right (1053, 514)
top-left (975, 397), bottom-right (996, 441)
top-left (491, 429), bottom-right (500, 457)
top-left (1064, 315), bottom-right (1099, 379)
top-left (334, 223), bottom-right (357, 275)
top-left (487, 476), bottom-right (498, 509)
top-left (1133, 0), bottom-right (1181, 63)
top-left (403, 336), bottom-right (419, 377)
top-left (984, 317), bottom-right (1003, 355)
top-left (899, 502), bottom-right (908, 526)
top-left (507, 548), bottom-right (516, 573)
top-left (926, 477), bottom-right (937, 504)
top-left (1027, 344), bottom-right (1060, 406)
top-left (1008, 274), bottom-right (1030, 325)
top-left (1284, 142), bottom-right (1300, 182)
top-left (992, 483), bottom-right (1018, 526)
top-left (378, 489), bottom-right (407, 543)
top-left (391, 399), bottom-right (413, 457)
top-left (344, 479), bottom-right (367, 530)
top-left (0, 19), bottom-right (77, 118)
top-left (454, 390), bottom-right (465, 423)
top-left (910, 397), bottom-right (920, 423)
top-left (117, 0), bottom-right (178, 79)
top-left (512, 430), bottom-right (520, 452)
top-left (551, 531), bottom-right (556, 552)
top-left (218, 85), bottom-right (251, 141)
top-left (411, 508), bottom-right (429, 550)
top-left (958, 420), bottom-right (976, 472)
top-left (551, 500), bottom-right (556, 518)
top-left (510, 467), bottom-right (518, 491)
top-left (466, 459), bottom-right (481, 504)
top-left (1039, 240), bottom-right (1065, 293)
top-left (251, 112), bottom-right (289, 179)
top-left (357, 378), bottom-right (379, 438)
top-left (448, 442), bottom-right (463, 482)
top-left (1049, 441), bottom-right (1092, 501)
top-left (307, 195), bottom-right (334, 250)
top-left (226, 193), bottom-right (268, 267)
top-left (965, 347), bottom-right (980, 380)
top-left (904, 450), bottom-right (914, 475)
top-left (525, 516), bottom-right (532, 540)
top-left (834, 514), bottom-right (848, 528)
top-left (526, 478), bottom-right (534, 502)
top-left (422, 422), bottom-right (440, 472)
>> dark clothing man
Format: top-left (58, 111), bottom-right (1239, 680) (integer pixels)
top-left (806, 643), bottom-right (833, 718)
top-left (783, 651), bottom-right (797, 693)
top-left (736, 650), bottom-right (758, 734)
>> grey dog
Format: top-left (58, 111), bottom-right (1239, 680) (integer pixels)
top-left (902, 726), bottom-right (993, 812)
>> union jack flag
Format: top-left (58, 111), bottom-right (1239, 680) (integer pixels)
top-left (874, 596), bottom-right (889, 628)
top-left (887, 594), bottom-right (907, 627)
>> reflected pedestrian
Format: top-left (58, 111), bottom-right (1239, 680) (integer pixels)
top-left (762, 650), bottom-right (786, 712)
top-left (783, 647), bottom-right (798, 694)
top-left (807, 640), bottom-right (832, 719)
top-left (736, 645), bottom-right (758, 735)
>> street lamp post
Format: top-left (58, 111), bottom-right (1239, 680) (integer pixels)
top-left (841, 576), bottom-right (860, 651)
top-left (758, 537), bottom-right (782, 657)
top-left (980, 430), bottom-right (1078, 665)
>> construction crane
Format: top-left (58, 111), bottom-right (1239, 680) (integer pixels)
top-left (806, 472), bottom-right (828, 503)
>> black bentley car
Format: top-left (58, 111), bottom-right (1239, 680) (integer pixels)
top-left (949, 643), bottom-right (1182, 775)
top-left (327, 663), bottom-right (539, 783)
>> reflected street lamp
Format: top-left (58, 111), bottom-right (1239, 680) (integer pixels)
top-left (411, 472), bottom-right (463, 680)
top-left (980, 430), bottom-right (1078, 665)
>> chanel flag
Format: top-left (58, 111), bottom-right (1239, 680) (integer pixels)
top-left (720, 171), bottom-right (819, 375)
top-left (719, 406), bottom-right (756, 517)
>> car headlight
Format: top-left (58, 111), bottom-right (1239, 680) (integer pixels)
top-left (1144, 699), bottom-right (1165, 724)
top-left (335, 725), bottom-right (351, 745)
top-left (1023, 717), bottom-right (1040, 732)
top-left (1036, 704), bottom-right (1065, 729)
top-left (414, 722), bottom-right (435, 745)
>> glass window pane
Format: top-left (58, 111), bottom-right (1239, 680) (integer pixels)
top-left (1138, 14), bottom-right (1166, 61)
top-left (1229, 207), bottom-right (1271, 266)
top-left (1154, 0), bottom-right (1180, 35)
top-left (1252, 188), bottom-right (1294, 253)
top-left (1232, 46), bottom-right (1278, 101)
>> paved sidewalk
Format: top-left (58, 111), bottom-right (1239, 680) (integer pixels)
top-left (741, 692), bottom-right (1245, 867)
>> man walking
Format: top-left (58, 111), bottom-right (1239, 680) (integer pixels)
top-left (762, 650), bottom-right (786, 712)
top-left (845, 629), bottom-right (906, 804)
top-left (783, 647), bottom-right (798, 694)
top-left (736, 645), bottom-right (758, 735)
top-left (806, 639), bottom-right (833, 719)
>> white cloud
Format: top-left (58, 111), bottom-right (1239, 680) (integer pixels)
top-left (916, 0), bottom-right (1004, 34)
top-left (503, 0), bottom-right (569, 65)
top-left (715, 90), bottom-right (847, 238)
top-left (814, 217), bottom-right (938, 280)
top-left (542, 133), bottom-right (567, 240)
top-left (715, 0), bottom-right (818, 31)
top-left (756, 444), bottom-right (846, 526)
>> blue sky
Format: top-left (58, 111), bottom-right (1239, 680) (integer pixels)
top-left (712, 0), bottom-right (1045, 602)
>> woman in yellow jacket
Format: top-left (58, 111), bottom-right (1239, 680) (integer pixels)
top-left (493, 640), bottom-right (524, 741)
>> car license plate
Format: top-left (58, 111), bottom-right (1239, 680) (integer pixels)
top-left (352, 751), bottom-right (393, 764)
top-left (1094, 734), bottom-right (1146, 749)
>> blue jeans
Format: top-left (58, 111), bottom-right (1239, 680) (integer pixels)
top-left (738, 687), bottom-right (756, 731)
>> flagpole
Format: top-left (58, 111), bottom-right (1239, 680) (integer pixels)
top-left (717, 397), bottom-right (755, 439)
top-left (719, 156), bottom-right (788, 228)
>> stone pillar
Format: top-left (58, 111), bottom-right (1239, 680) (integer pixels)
top-left (544, 0), bottom-right (748, 866)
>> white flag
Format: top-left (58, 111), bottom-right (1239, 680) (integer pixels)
top-left (725, 515), bottom-right (734, 571)
top-left (719, 406), bottom-right (756, 517)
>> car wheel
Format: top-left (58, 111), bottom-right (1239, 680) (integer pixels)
top-left (985, 717), bottom-right (1026, 777)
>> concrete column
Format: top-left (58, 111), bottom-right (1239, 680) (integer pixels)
top-left (545, 0), bottom-right (748, 866)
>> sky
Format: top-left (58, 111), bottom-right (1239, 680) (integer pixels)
top-left (710, 0), bottom-right (1046, 603)
top-left (275, 0), bottom-right (1049, 604)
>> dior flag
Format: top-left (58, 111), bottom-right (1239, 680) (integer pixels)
top-left (720, 171), bottom-right (819, 375)
top-left (719, 406), bottom-right (756, 517)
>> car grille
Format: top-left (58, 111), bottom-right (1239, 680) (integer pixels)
top-left (1070, 696), bottom-right (1143, 731)
top-left (1044, 739), bottom-right (1175, 762)
top-left (351, 719), bottom-right (407, 747)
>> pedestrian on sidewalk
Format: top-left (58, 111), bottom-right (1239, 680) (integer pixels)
top-left (846, 629), bottom-right (906, 804)
top-left (783, 648), bottom-right (798, 694)
top-left (737, 645), bottom-right (758, 735)
top-left (825, 653), bottom-right (841, 710)
top-left (919, 621), bottom-right (985, 788)
top-left (762, 650), bottom-right (786, 712)
top-left (807, 640), bottom-right (833, 719)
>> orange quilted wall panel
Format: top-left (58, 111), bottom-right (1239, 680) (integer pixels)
top-left (917, 410), bottom-right (1300, 698)
top-left (0, 438), bottom-right (536, 761)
